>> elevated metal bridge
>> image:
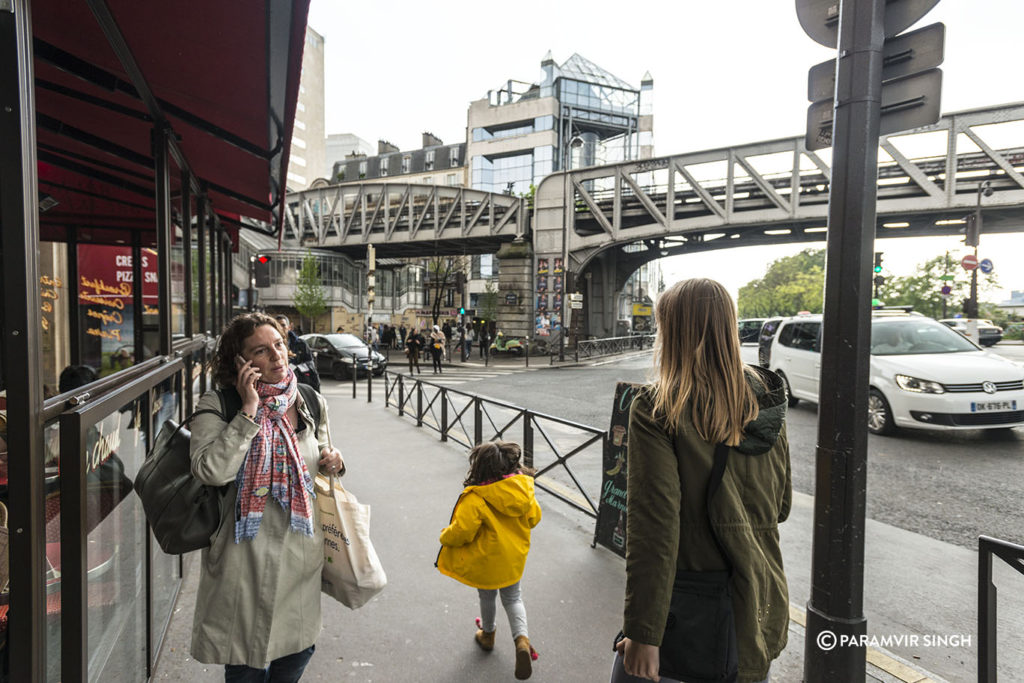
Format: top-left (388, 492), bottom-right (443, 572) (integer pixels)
top-left (533, 101), bottom-right (1024, 272)
top-left (280, 183), bottom-right (526, 258)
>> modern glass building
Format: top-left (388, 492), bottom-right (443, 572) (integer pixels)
top-left (466, 52), bottom-right (654, 197)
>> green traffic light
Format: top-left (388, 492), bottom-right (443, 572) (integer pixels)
top-left (873, 265), bottom-right (882, 273)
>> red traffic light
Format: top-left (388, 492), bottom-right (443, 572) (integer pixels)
top-left (257, 255), bottom-right (270, 264)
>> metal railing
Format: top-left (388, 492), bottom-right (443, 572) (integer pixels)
top-left (554, 333), bottom-right (655, 364)
top-left (379, 370), bottom-right (605, 518)
top-left (978, 535), bottom-right (1024, 681)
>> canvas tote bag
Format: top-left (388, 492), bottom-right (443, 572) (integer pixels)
top-left (315, 474), bottom-right (386, 609)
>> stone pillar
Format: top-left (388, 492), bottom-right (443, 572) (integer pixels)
top-left (495, 238), bottom-right (533, 340)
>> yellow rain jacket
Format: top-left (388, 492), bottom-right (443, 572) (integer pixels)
top-left (437, 474), bottom-right (542, 590)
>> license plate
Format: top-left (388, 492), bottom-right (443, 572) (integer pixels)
top-left (971, 400), bottom-right (1017, 412)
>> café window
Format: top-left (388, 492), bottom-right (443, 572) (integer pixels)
top-left (76, 244), bottom-right (159, 378)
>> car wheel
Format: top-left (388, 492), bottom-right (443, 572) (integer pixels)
top-left (332, 363), bottom-right (348, 381)
top-left (777, 371), bottom-right (799, 408)
top-left (867, 388), bottom-right (896, 436)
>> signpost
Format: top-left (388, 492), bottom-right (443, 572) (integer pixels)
top-left (979, 258), bottom-right (994, 274)
top-left (961, 254), bottom-right (979, 271)
top-left (796, 0), bottom-right (942, 680)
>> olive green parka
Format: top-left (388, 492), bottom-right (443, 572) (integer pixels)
top-left (623, 366), bottom-right (792, 683)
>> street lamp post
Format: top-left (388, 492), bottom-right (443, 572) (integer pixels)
top-left (966, 180), bottom-right (993, 318)
top-left (559, 134), bottom-right (584, 362)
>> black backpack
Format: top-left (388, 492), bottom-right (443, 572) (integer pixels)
top-left (135, 384), bottom-right (322, 555)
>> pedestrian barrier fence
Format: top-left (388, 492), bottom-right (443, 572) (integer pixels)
top-left (978, 535), bottom-right (1024, 682)
top-left (555, 333), bottom-right (655, 364)
top-left (380, 371), bottom-right (604, 518)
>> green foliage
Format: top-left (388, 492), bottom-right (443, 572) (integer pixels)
top-left (292, 251), bottom-right (326, 331)
top-left (426, 255), bottom-right (468, 324)
top-left (876, 253), bottom-right (1000, 319)
top-left (480, 279), bottom-right (499, 324)
top-left (737, 249), bottom-right (826, 317)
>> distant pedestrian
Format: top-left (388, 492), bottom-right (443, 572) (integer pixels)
top-left (437, 440), bottom-right (541, 680)
top-left (275, 315), bottom-right (320, 392)
top-left (463, 324), bottom-right (474, 361)
top-left (405, 328), bottom-right (424, 375)
top-left (479, 325), bottom-right (490, 360)
top-left (399, 325), bottom-right (408, 350)
top-left (369, 324), bottom-right (380, 353)
top-left (442, 321), bottom-right (453, 344)
top-left (429, 325), bottom-right (446, 374)
top-left (335, 326), bottom-right (344, 334)
top-left (610, 278), bottom-right (791, 683)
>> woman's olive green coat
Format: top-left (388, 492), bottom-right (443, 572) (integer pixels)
top-left (189, 388), bottom-right (330, 668)
top-left (623, 367), bottom-right (792, 683)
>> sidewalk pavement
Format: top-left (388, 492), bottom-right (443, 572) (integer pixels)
top-left (152, 389), bottom-right (1022, 682)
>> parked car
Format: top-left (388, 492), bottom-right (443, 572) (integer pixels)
top-left (301, 333), bottom-right (387, 380)
top-left (738, 318), bottom-right (766, 365)
top-left (938, 318), bottom-right (1003, 347)
top-left (768, 313), bottom-right (1024, 435)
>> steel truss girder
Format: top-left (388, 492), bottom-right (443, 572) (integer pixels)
top-left (280, 182), bottom-right (525, 249)
top-left (549, 102), bottom-right (1024, 259)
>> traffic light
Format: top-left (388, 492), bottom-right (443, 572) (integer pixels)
top-left (458, 306), bottom-right (466, 315)
top-left (874, 274), bottom-right (886, 287)
top-left (254, 255), bottom-right (271, 287)
top-left (873, 252), bottom-right (883, 274)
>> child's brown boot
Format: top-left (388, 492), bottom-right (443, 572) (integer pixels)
top-left (514, 635), bottom-right (537, 680)
top-left (474, 618), bottom-right (495, 651)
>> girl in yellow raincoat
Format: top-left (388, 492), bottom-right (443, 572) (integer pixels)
top-left (437, 440), bottom-right (542, 680)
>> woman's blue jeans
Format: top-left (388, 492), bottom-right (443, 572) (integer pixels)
top-left (224, 644), bottom-right (315, 683)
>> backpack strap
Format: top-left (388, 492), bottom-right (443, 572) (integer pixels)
top-left (297, 383), bottom-right (322, 434)
top-left (705, 443), bottom-right (734, 579)
top-left (215, 386), bottom-right (242, 423)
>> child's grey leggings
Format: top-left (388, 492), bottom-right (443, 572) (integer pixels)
top-left (478, 581), bottom-right (528, 639)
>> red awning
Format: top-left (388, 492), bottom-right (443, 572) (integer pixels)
top-left (31, 0), bottom-right (309, 239)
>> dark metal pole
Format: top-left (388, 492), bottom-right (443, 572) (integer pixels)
top-left (0, 4), bottom-right (47, 679)
top-left (804, 0), bottom-right (884, 679)
top-left (153, 127), bottom-right (172, 357)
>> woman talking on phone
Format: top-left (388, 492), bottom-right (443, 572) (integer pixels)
top-left (189, 313), bottom-right (344, 682)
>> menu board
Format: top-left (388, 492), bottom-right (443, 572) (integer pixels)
top-left (593, 381), bottom-right (643, 557)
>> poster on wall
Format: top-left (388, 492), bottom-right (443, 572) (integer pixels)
top-left (593, 382), bottom-right (643, 556)
top-left (536, 275), bottom-right (547, 292)
top-left (77, 244), bottom-right (158, 374)
top-left (553, 257), bottom-right (563, 274)
top-left (537, 258), bottom-right (549, 275)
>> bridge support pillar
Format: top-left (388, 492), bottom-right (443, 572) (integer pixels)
top-left (495, 238), bottom-right (533, 343)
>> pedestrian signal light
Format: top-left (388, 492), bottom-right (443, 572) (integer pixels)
top-left (459, 307), bottom-right (466, 315)
top-left (873, 251), bottom-right (883, 273)
top-left (254, 255), bottom-right (272, 287)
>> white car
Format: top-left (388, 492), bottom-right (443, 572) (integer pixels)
top-left (769, 313), bottom-right (1024, 435)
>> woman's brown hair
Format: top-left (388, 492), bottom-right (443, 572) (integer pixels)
top-left (210, 313), bottom-right (286, 388)
top-left (463, 440), bottom-right (535, 486)
top-left (650, 278), bottom-right (761, 446)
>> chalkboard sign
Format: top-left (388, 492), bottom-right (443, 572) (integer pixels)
top-left (593, 381), bottom-right (643, 557)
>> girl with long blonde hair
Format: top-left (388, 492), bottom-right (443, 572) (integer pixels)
top-left (613, 278), bottom-right (792, 683)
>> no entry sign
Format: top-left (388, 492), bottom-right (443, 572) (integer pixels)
top-left (961, 254), bottom-right (979, 271)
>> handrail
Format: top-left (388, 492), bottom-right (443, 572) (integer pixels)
top-left (551, 333), bottom-right (656, 364)
top-left (978, 535), bottom-right (1024, 681)
top-left (378, 370), bottom-right (606, 518)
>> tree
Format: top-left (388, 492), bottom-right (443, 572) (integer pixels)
top-left (425, 255), bottom-right (468, 325)
top-left (480, 278), bottom-right (499, 326)
top-left (293, 251), bottom-right (326, 331)
top-left (875, 253), bottom-right (1001, 319)
top-left (737, 248), bottom-right (826, 317)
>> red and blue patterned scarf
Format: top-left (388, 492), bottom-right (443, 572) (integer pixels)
top-left (234, 366), bottom-right (315, 542)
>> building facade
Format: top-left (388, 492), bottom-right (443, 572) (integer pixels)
top-left (332, 134), bottom-right (467, 187)
top-left (466, 52), bottom-right (654, 197)
top-left (325, 133), bottom-right (375, 176)
top-left (287, 26), bottom-right (328, 190)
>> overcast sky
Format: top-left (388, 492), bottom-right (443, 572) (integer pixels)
top-left (307, 0), bottom-right (1024, 305)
